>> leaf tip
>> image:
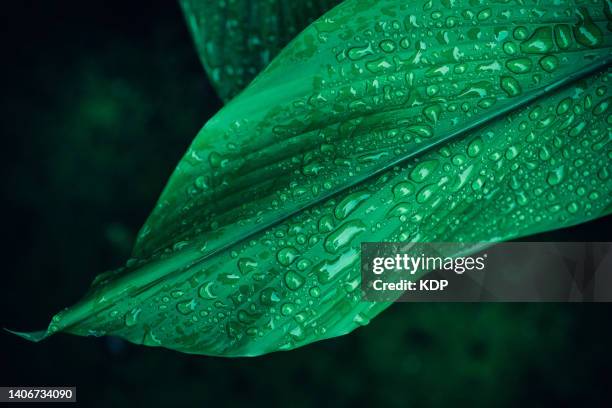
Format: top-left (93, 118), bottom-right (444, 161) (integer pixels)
top-left (4, 328), bottom-right (49, 342)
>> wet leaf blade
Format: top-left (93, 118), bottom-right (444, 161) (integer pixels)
top-left (55, 69), bottom-right (612, 356)
top-left (137, 0), bottom-right (611, 262)
top-left (20, 0), bottom-right (612, 357)
top-left (180, 0), bottom-right (343, 101)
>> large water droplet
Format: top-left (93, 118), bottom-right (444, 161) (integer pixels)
top-left (237, 258), bottom-right (257, 275)
top-left (520, 27), bottom-right (553, 54)
top-left (348, 43), bottom-right (374, 60)
top-left (277, 247), bottom-right (299, 266)
top-left (506, 58), bottom-right (533, 74)
top-left (539, 55), bottom-right (559, 73)
top-left (260, 288), bottom-right (280, 306)
top-left (573, 8), bottom-right (603, 48)
top-left (324, 220), bottom-right (366, 253)
top-left (501, 76), bottom-right (522, 97)
top-left (198, 282), bottom-right (217, 300)
top-left (284, 270), bottom-right (306, 291)
top-left (315, 248), bottom-right (359, 284)
top-left (553, 24), bottom-right (572, 50)
top-left (410, 160), bottom-right (439, 183)
top-left (177, 299), bottom-right (197, 315)
top-left (393, 182), bottom-right (415, 200)
top-left (467, 137), bottom-right (484, 157)
top-left (335, 192), bottom-right (371, 220)
top-left (423, 104), bottom-right (442, 123)
top-left (547, 166), bottom-right (565, 186)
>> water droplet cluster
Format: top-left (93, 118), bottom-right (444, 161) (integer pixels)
top-left (181, 0), bottom-right (343, 101)
top-left (139, 0), bottom-right (610, 263)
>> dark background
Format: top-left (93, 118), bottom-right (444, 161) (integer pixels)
top-left (1, 1), bottom-right (611, 406)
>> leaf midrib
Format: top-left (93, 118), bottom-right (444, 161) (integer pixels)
top-left (54, 58), bottom-right (611, 336)
top-left (144, 55), bottom-right (612, 264)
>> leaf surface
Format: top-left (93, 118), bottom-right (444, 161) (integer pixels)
top-left (180, 0), bottom-right (343, 101)
top-left (16, 0), bottom-right (612, 356)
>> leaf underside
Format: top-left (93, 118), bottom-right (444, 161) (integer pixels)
top-left (18, 0), bottom-right (612, 357)
top-left (180, 0), bottom-right (343, 101)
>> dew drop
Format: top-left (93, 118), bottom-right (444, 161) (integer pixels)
top-left (513, 26), bottom-right (529, 40)
top-left (260, 288), bottom-right (280, 306)
top-left (237, 258), bottom-right (258, 275)
top-left (315, 248), bottom-right (359, 284)
top-left (467, 137), bottom-right (484, 157)
top-left (573, 7), bottom-right (603, 48)
top-left (506, 58), bottom-right (533, 74)
top-left (406, 124), bottom-right (434, 138)
top-left (501, 76), bottom-right (522, 97)
top-left (416, 184), bottom-right (437, 203)
top-left (520, 27), bottom-right (553, 54)
top-left (393, 182), bottom-right (415, 200)
top-left (198, 282), bottom-right (217, 300)
top-left (410, 160), bottom-right (439, 183)
top-left (539, 55), bottom-right (559, 73)
top-left (280, 303), bottom-right (295, 316)
top-left (546, 166), bottom-right (566, 186)
top-left (334, 192), bottom-right (371, 220)
top-left (284, 270), bottom-right (306, 291)
top-left (309, 286), bottom-right (321, 298)
top-left (556, 98), bottom-right (572, 115)
top-left (277, 247), bottom-right (299, 266)
top-left (553, 24), bottom-right (572, 50)
top-left (324, 220), bottom-right (366, 254)
top-left (176, 299), bottom-right (196, 315)
top-left (567, 202), bottom-right (580, 214)
top-left (503, 41), bottom-right (518, 55)
top-left (593, 99), bottom-right (610, 116)
top-left (423, 104), bottom-right (442, 123)
top-left (318, 214), bottom-right (335, 233)
top-left (379, 39), bottom-right (396, 53)
top-left (348, 43), bottom-right (374, 60)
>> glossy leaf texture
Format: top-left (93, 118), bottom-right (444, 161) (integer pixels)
top-left (15, 0), bottom-right (612, 356)
top-left (180, 0), bottom-right (343, 101)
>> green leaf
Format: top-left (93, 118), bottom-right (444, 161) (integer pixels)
top-left (180, 0), bottom-right (343, 101)
top-left (17, 0), bottom-right (612, 357)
